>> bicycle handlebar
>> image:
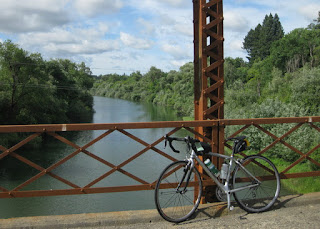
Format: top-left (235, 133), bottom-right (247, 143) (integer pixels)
top-left (164, 135), bottom-right (202, 154)
top-left (164, 135), bottom-right (187, 153)
top-left (165, 135), bottom-right (248, 154)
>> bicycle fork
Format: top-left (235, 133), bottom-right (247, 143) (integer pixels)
top-left (176, 159), bottom-right (194, 194)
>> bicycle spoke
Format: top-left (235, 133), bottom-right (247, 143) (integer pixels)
top-left (233, 155), bottom-right (280, 213)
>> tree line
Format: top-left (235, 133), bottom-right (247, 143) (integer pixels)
top-left (93, 63), bottom-right (194, 117)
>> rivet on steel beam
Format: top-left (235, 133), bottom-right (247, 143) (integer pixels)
top-left (114, 126), bottom-right (118, 130)
top-left (43, 128), bottom-right (46, 132)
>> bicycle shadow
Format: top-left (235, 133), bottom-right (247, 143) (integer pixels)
top-left (175, 194), bottom-right (303, 225)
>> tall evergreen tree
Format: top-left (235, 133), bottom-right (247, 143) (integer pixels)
top-left (243, 13), bottom-right (284, 64)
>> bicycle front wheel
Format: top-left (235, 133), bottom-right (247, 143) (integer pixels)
top-left (154, 160), bottom-right (202, 223)
top-left (232, 155), bottom-right (280, 213)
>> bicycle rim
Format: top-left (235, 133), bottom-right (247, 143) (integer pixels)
top-left (154, 161), bottom-right (202, 223)
top-left (233, 155), bottom-right (280, 213)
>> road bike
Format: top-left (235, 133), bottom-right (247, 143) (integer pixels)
top-left (154, 135), bottom-right (281, 223)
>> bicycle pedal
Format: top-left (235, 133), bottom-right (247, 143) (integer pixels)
top-left (229, 206), bottom-right (234, 211)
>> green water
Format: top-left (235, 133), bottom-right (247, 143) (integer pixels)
top-left (0, 96), bottom-right (188, 219)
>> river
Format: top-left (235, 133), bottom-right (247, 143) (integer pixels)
top-left (0, 96), bottom-right (186, 219)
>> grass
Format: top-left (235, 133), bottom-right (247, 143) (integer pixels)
top-left (268, 156), bottom-right (320, 194)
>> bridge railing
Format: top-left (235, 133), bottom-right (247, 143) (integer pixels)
top-left (0, 117), bottom-right (320, 199)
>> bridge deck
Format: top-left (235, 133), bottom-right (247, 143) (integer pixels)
top-left (0, 192), bottom-right (319, 228)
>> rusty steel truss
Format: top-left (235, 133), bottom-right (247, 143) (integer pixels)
top-left (193, 0), bottom-right (224, 168)
top-left (1, 117), bottom-right (320, 199)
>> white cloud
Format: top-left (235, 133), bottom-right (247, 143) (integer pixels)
top-left (137, 18), bottom-right (155, 35)
top-left (224, 11), bottom-right (250, 33)
top-left (162, 43), bottom-right (191, 60)
top-left (162, 0), bottom-right (185, 7)
top-left (120, 32), bottom-right (154, 50)
top-left (19, 24), bottom-right (119, 57)
top-left (44, 40), bottom-right (119, 55)
top-left (170, 60), bottom-right (188, 68)
top-left (73, 0), bottom-right (124, 17)
top-left (298, 4), bottom-right (320, 21)
top-left (0, 0), bottom-right (70, 33)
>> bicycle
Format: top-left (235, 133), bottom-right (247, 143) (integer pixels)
top-left (154, 135), bottom-right (281, 223)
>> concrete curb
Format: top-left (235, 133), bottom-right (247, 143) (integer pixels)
top-left (0, 192), bottom-right (319, 229)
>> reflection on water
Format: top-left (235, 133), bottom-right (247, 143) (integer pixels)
top-left (0, 97), bottom-right (188, 219)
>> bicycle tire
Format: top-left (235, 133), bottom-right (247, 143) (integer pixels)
top-left (154, 160), bottom-right (202, 223)
top-left (232, 155), bottom-right (280, 213)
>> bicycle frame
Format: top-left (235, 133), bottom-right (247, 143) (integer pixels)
top-left (186, 149), bottom-right (261, 210)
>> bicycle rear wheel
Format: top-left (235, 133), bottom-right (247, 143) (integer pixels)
top-left (232, 155), bottom-right (280, 213)
top-left (154, 160), bottom-right (202, 223)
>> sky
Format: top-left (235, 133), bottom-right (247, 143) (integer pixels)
top-left (0, 0), bottom-right (319, 76)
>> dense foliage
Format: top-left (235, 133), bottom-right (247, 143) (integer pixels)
top-left (0, 40), bottom-right (94, 125)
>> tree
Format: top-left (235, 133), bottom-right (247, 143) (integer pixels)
top-left (243, 14), bottom-right (284, 64)
top-left (224, 57), bottom-right (248, 87)
top-left (270, 28), bottom-right (320, 72)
